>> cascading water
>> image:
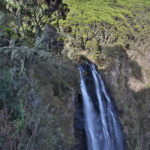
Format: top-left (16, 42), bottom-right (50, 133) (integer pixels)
top-left (79, 63), bottom-right (126, 150)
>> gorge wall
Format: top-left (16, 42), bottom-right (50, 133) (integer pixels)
top-left (0, 1), bottom-right (150, 149)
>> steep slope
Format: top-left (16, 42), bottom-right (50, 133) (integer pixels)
top-left (0, 25), bottom-right (80, 150)
top-left (60, 0), bottom-right (150, 149)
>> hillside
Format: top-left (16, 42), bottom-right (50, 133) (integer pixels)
top-left (61, 1), bottom-right (150, 149)
top-left (0, 0), bottom-right (150, 150)
top-left (61, 0), bottom-right (150, 59)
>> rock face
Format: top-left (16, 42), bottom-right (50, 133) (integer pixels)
top-left (97, 46), bottom-right (150, 150)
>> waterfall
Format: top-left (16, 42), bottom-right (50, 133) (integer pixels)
top-left (79, 63), bottom-right (126, 150)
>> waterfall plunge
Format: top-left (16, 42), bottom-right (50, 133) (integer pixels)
top-left (79, 63), bottom-right (126, 150)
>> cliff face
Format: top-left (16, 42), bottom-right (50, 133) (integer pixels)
top-left (0, 25), bottom-right (81, 150)
top-left (100, 46), bottom-right (150, 150)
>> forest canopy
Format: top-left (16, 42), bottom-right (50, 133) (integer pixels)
top-left (0, 0), bottom-right (69, 38)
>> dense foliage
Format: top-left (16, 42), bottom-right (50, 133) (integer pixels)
top-left (61, 0), bottom-right (150, 49)
top-left (62, 0), bottom-right (150, 25)
top-left (0, 0), bottom-right (69, 38)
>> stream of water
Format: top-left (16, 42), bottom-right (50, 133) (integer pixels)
top-left (79, 63), bottom-right (126, 150)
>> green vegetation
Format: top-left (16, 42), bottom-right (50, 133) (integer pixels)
top-left (0, 43), bottom-right (78, 149)
top-left (0, 1), bottom-right (150, 150)
top-left (61, 0), bottom-right (150, 54)
top-left (0, 79), bottom-right (21, 120)
top-left (62, 0), bottom-right (150, 25)
top-left (0, 26), bottom-right (18, 38)
top-left (0, 68), bottom-right (26, 149)
top-left (0, 0), bottom-right (68, 39)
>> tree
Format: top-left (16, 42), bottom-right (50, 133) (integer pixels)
top-left (0, 0), bottom-right (7, 11)
top-left (5, 0), bottom-right (69, 38)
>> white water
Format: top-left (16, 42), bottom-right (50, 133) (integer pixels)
top-left (79, 63), bottom-right (125, 150)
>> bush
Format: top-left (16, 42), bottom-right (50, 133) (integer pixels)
top-left (85, 38), bottom-right (99, 51)
top-left (0, 71), bottom-right (26, 149)
top-left (0, 78), bottom-right (21, 120)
